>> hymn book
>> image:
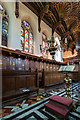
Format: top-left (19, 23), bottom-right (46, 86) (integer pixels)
top-left (58, 65), bottom-right (75, 72)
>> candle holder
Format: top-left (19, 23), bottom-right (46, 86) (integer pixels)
top-left (47, 36), bottom-right (57, 59)
top-left (64, 72), bottom-right (72, 98)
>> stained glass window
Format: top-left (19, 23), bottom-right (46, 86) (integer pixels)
top-left (23, 21), bottom-right (30, 30)
top-left (25, 30), bottom-right (29, 52)
top-left (21, 27), bottom-right (24, 50)
top-left (21, 21), bottom-right (33, 53)
top-left (0, 4), bottom-right (8, 46)
top-left (42, 33), bottom-right (48, 58)
top-left (29, 32), bottom-right (33, 53)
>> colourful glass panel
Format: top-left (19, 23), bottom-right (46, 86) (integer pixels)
top-left (21, 27), bottom-right (24, 50)
top-left (29, 32), bottom-right (33, 53)
top-left (42, 41), bottom-right (45, 52)
top-left (29, 44), bottom-right (33, 53)
top-left (29, 33), bottom-right (33, 44)
top-left (2, 17), bottom-right (8, 46)
top-left (45, 42), bottom-right (48, 50)
top-left (25, 30), bottom-right (28, 52)
top-left (23, 21), bottom-right (30, 30)
top-left (42, 41), bottom-right (45, 57)
top-left (21, 21), bottom-right (33, 53)
top-left (42, 33), bottom-right (47, 40)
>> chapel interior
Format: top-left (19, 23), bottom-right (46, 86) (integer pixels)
top-left (0, 0), bottom-right (80, 120)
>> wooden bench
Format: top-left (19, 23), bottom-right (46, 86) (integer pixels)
top-left (42, 71), bottom-right (65, 88)
top-left (2, 70), bottom-right (39, 103)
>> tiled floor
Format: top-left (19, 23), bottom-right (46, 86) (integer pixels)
top-left (0, 82), bottom-right (80, 120)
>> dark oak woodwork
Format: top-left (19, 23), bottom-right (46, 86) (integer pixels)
top-left (22, 2), bottom-right (52, 28)
top-left (1, 47), bottom-right (66, 71)
top-left (42, 71), bottom-right (65, 88)
top-left (2, 70), bottom-right (39, 103)
top-left (1, 46), bottom-right (80, 102)
top-left (70, 72), bottom-right (80, 82)
top-left (15, 1), bottom-right (19, 18)
top-left (35, 61), bottom-right (39, 70)
top-left (38, 3), bottom-right (49, 32)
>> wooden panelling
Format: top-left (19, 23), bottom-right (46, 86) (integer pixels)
top-left (50, 64), bottom-right (53, 71)
top-left (2, 70), bottom-right (39, 102)
top-left (25, 59), bottom-right (29, 71)
top-left (46, 63), bottom-right (49, 71)
top-left (43, 62), bottom-right (46, 71)
top-left (17, 58), bottom-right (24, 70)
top-left (52, 64), bottom-right (56, 71)
top-left (2, 55), bottom-right (10, 70)
top-left (39, 62), bottom-right (43, 71)
top-left (29, 60), bottom-right (35, 71)
top-left (35, 61), bottom-right (39, 70)
top-left (10, 57), bottom-right (16, 70)
top-left (2, 77), bottom-right (15, 93)
top-left (16, 77), bottom-right (27, 90)
top-left (43, 71), bottom-right (65, 87)
top-left (27, 76), bottom-right (36, 89)
top-left (43, 71), bottom-right (80, 88)
top-left (1, 47), bottom-right (80, 103)
top-left (1, 46), bottom-right (66, 72)
top-left (70, 72), bottom-right (80, 82)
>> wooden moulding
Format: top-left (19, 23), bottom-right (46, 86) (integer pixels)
top-left (1, 46), bottom-right (66, 65)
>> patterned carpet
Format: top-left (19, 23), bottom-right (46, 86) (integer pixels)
top-left (0, 82), bottom-right (80, 120)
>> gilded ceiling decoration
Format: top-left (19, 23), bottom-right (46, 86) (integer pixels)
top-left (22, 1), bottom-right (80, 54)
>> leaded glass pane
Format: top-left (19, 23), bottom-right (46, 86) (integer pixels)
top-left (29, 32), bottom-right (33, 53)
top-left (29, 32), bottom-right (33, 44)
top-left (2, 17), bottom-right (8, 46)
top-left (45, 42), bottom-right (48, 50)
top-left (42, 33), bottom-right (47, 40)
top-left (21, 27), bottom-right (24, 50)
top-left (25, 30), bottom-right (29, 52)
top-left (21, 21), bottom-right (33, 53)
top-left (42, 40), bottom-right (45, 52)
top-left (23, 21), bottom-right (30, 30)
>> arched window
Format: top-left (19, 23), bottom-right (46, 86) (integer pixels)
top-left (0, 4), bottom-right (8, 46)
top-left (42, 33), bottom-right (48, 58)
top-left (21, 21), bottom-right (33, 54)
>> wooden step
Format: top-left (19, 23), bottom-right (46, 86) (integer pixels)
top-left (44, 101), bottom-right (69, 119)
top-left (49, 95), bottom-right (73, 107)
